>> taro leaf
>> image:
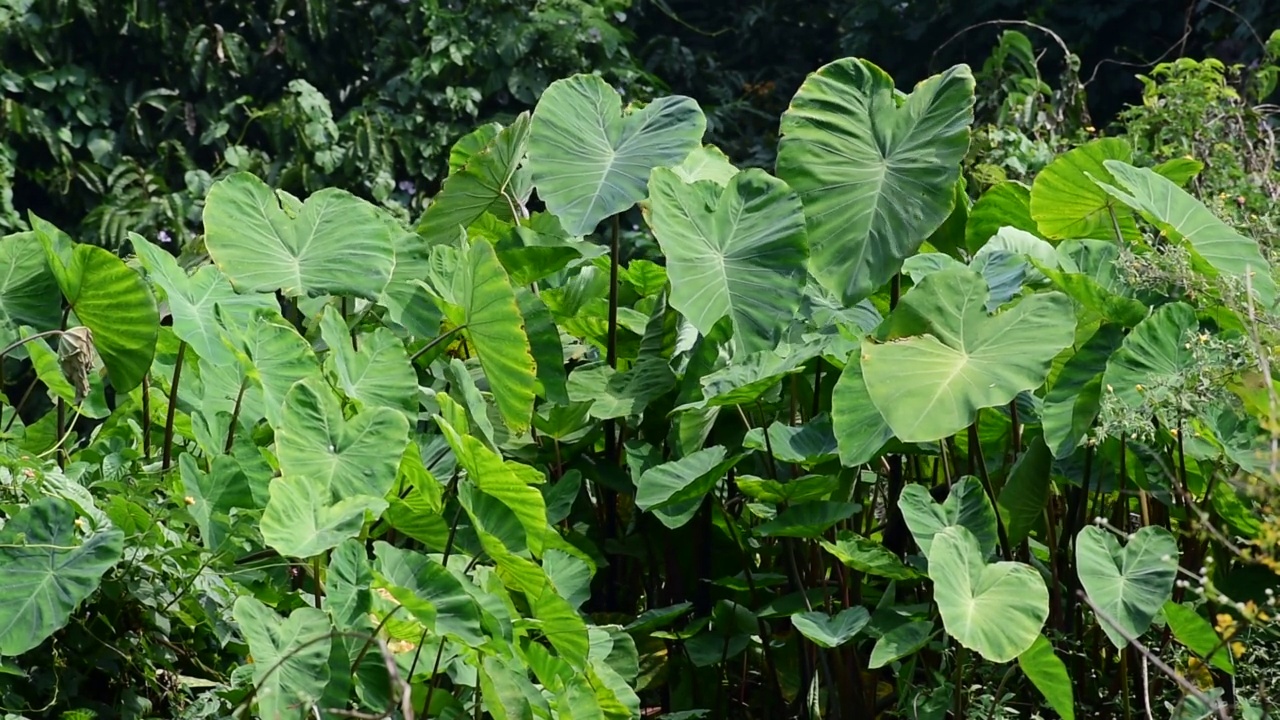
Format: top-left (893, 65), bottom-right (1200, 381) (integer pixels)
top-left (683, 342), bottom-right (823, 410)
top-left (491, 212), bottom-right (593, 287)
top-left (971, 226), bottom-right (1057, 284)
top-left (671, 145), bottom-right (739, 185)
top-left (635, 446), bottom-right (741, 517)
top-left (275, 377), bottom-right (410, 501)
top-left (831, 351), bottom-right (894, 467)
top-left (318, 305), bottom-right (417, 419)
top-left (1042, 325), bottom-right (1124, 458)
top-left (1036, 239), bottom-right (1148, 327)
top-left (997, 436), bottom-right (1052, 545)
top-left (1164, 601), bottom-right (1234, 674)
top-left (261, 475), bottom-right (387, 559)
top-left (756, 501), bottom-right (859, 538)
top-left (326, 540), bottom-right (374, 629)
top-left (378, 225), bottom-right (442, 338)
top-left (449, 122), bottom-right (502, 174)
top-left (1152, 157), bottom-right (1203, 186)
top-left (647, 167), bottom-right (808, 354)
top-left (966, 181), bottom-right (1036, 254)
top-left (31, 216), bottom-right (158, 392)
top-left (1076, 525), bottom-right (1179, 649)
top-left (419, 114), bottom-right (530, 244)
top-left (180, 454), bottom-right (255, 551)
top-left (742, 414), bottom-right (838, 465)
top-left (1102, 302), bottom-right (1197, 410)
top-left (1028, 138), bottom-right (1139, 241)
top-left (433, 236), bottom-right (536, 433)
top-left (1096, 160), bottom-right (1278, 311)
top-left (203, 172), bottom-right (395, 299)
top-left (131, 233), bottom-right (276, 365)
top-left (233, 598), bottom-right (332, 720)
top-left (898, 476), bottom-right (998, 559)
top-left (567, 357), bottom-right (675, 420)
top-left (516, 287), bottom-right (568, 405)
top-left (0, 498), bottom-right (124, 656)
top-left (528, 74), bottom-right (706, 236)
top-left (218, 309), bottom-right (322, 429)
top-left (868, 620), bottom-right (934, 668)
top-left (1018, 635), bottom-right (1075, 720)
top-left (862, 268), bottom-right (1074, 442)
top-left (372, 542), bottom-right (485, 647)
top-left (929, 525), bottom-right (1049, 663)
top-left (776, 59), bottom-right (975, 304)
top-left (0, 232), bottom-right (62, 342)
top-left (791, 607), bottom-right (870, 649)
top-left (926, 179), bottom-right (969, 257)
top-left (821, 531), bottom-right (921, 581)
top-left (735, 475), bottom-right (840, 505)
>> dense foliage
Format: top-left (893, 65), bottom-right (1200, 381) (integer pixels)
top-left (1, 31), bottom-right (1280, 719)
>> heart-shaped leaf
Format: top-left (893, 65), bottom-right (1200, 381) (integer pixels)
top-left (203, 172), bottom-right (395, 299)
top-left (635, 446), bottom-right (742, 517)
top-left (318, 305), bottom-right (417, 420)
top-left (32, 216), bottom-right (159, 392)
top-left (862, 267), bottom-right (1074, 442)
top-left (756, 501), bottom-right (859, 538)
top-left (791, 607), bottom-right (870, 648)
top-left (776, 60), bottom-right (975, 304)
top-left (929, 525), bottom-right (1048, 662)
top-left (0, 498), bottom-right (124, 656)
top-left (372, 542), bottom-right (486, 647)
top-left (261, 475), bottom-right (387, 559)
top-left (275, 377), bottom-right (410, 501)
top-left (1035, 239), bottom-right (1148, 328)
top-left (214, 308), bottom-right (322, 428)
top-left (966, 181), bottom-right (1036, 254)
top-left (831, 350), bottom-right (894, 467)
top-left (528, 75), bottom-right (706, 235)
top-left (419, 113), bottom-right (530, 243)
top-left (179, 454), bottom-right (255, 551)
top-left (898, 476), bottom-right (999, 559)
top-left (1164, 601), bottom-right (1234, 674)
top-left (742, 414), bottom-right (838, 465)
top-left (1102, 302), bottom-right (1197, 411)
top-left (647, 167), bottom-right (808, 353)
top-left (1018, 635), bottom-right (1075, 720)
top-left (1076, 525), bottom-right (1179, 649)
top-left (1042, 325), bottom-right (1125, 458)
top-left (233, 598), bottom-right (332, 720)
top-left (1029, 138), bottom-right (1139, 241)
top-left (821, 531), bottom-right (921, 581)
top-left (869, 620), bottom-right (934, 668)
top-left (0, 231), bottom-right (61, 346)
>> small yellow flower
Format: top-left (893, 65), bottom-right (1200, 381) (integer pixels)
top-left (387, 639), bottom-right (417, 653)
top-left (1135, 384), bottom-right (1145, 392)
top-left (1215, 613), bottom-right (1238, 638)
top-left (1106, 384), bottom-right (1114, 393)
top-left (183, 496), bottom-right (196, 506)
top-left (1232, 641), bottom-right (1246, 658)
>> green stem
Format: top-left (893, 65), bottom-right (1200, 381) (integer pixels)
top-left (954, 644), bottom-right (966, 719)
top-left (410, 325), bottom-right (465, 362)
top-left (607, 214), bottom-right (621, 368)
top-left (141, 377), bottom-right (152, 462)
top-left (969, 418), bottom-right (1012, 561)
top-left (162, 341), bottom-right (187, 471)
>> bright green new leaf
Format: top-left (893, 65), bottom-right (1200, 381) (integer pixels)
top-left (1018, 635), bottom-right (1075, 720)
top-left (791, 607), bottom-right (870, 648)
top-left (1096, 160), bottom-right (1278, 311)
top-left (203, 172), bottom-right (395, 299)
top-left (318, 305), bottom-right (417, 419)
top-left (1028, 138), bottom-right (1139, 241)
top-left (635, 446), bottom-right (741, 516)
top-left (670, 145), bottom-right (739, 185)
top-left (449, 122), bottom-right (502, 174)
top-left (776, 59), bottom-right (975, 304)
top-left (372, 542), bottom-right (486, 647)
top-left (997, 436), bottom-right (1052, 545)
top-left (868, 620), bottom-right (934, 668)
top-left (0, 232), bottom-right (61, 345)
top-left (821, 531), bottom-right (921, 581)
top-left (275, 377), bottom-right (410, 501)
top-left (831, 351), bottom-right (894, 467)
top-left (233, 598), bottom-right (332, 720)
top-left (966, 181), bottom-right (1036, 254)
top-left (1102, 302), bottom-right (1197, 410)
top-left (1076, 525), bottom-right (1179, 649)
top-left (261, 476), bottom-right (387, 559)
top-left (433, 236), bottom-right (537, 433)
top-left (862, 268), bottom-right (1074, 442)
top-left (31, 217), bottom-right (159, 392)
top-left (648, 167), bottom-right (808, 354)
top-left (929, 525), bottom-right (1048, 663)
top-left (0, 498), bottom-right (124, 656)
top-left (528, 74), bottom-right (706, 235)
top-left (898, 477), bottom-right (999, 559)
top-left (1164, 601), bottom-right (1234, 674)
top-left (419, 114), bottom-right (530, 244)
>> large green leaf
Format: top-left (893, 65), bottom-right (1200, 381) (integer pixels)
top-left (868, 620), bottom-right (934, 668)
top-left (217, 309), bottom-right (322, 428)
top-left (997, 436), bottom-right (1052, 545)
top-left (1036, 239), bottom-right (1147, 327)
top-left (528, 75), bottom-right (706, 235)
top-left (898, 476), bottom-right (999, 559)
top-left (433, 236), bottom-right (537, 433)
top-left (131, 233), bottom-right (277, 365)
top-left (1096, 160), bottom-right (1278, 311)
top-left (831, 350), bottom-right (894, 467)
top-left (1102, 302), bottom-right (1197, 410)
top-left (566, 357), bottom-right (675, 420)
top-left (0, 232), bottom-right (61, 345)
top-left (318, 305), bottom-right (417, 420)
top-left (966, 181), bottom-right (1036, 254)
top-left (776, 60), bottom-right (975, 304)
top-left (0, 498), bottom-right (124, 656)
top-left (821, 531), bottom-right (921, 580)
top-left (791, 607), bottom-right (870, 649)
top-left (31, 217), bottom-right (159, 392)
top-left (1042, 325), bottom-right (1124, 458)
top-left (260, 475), bottom-right (387, 559)
top-left (1164, 601), bottom-right (1234, 674)
top-left (742, 414), bottom-right (838, 465)
top-left (1076, 525), bottom-right (1179, 648)
top-left (233, 598), bottom-right (332, 720)
top-left (275, 377), bottom-right (410, 501)
top-left (378, 224), bottom-right (442, 338)
top-left (1028, 138), bottom-right (1138, 241)
top-left (647, 167), bottom-right (808, 353)
top-left (372, 542), bottom-right (486, 647)
top-left (929, 525), bottom-right (1048, 662)
top-left (419, 113), bottom-right (530, 243)
top-left (1018, 635), bottom-right (1075, 720)
top-left (862, 268), bottom-right (1074, 442)
top-left (203, 172), bottom-right (395, 299)
top-left (180, 454), bottom-right (255, 551)
top-left (635, 446), bottom-right (741, 517)
top-left (756, 501), bottom-right (859, 538)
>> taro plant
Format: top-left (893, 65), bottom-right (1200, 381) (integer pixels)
top-left (0, 51), bottom-right (1276, 720)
